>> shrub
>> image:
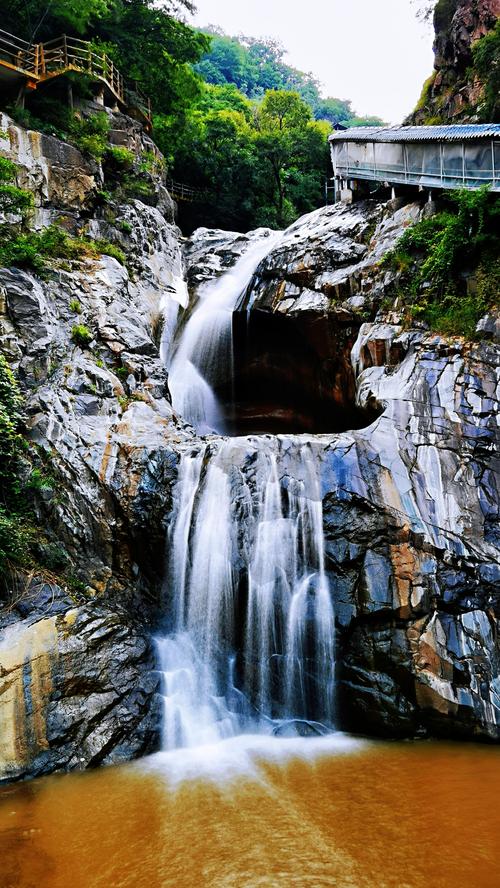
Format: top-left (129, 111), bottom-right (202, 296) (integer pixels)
top-left (434, 0), bottom-right (457, 32)
top-left (95, 239), bottom-right (126, 265)
top-left (0, 225), bottom-right (88, 271)
top-left (69, 298), bottom-right (82, 313)
top-left (0, 157), bottom-right (33, 217)
top-left (70, 112), bottom-right (110, 161)
top-left (106, 146), bottom-right (135, 169)
top-left (117, 173), bottom-right (155, 201)
top-left (383, 187), bottom-right (500, 337)
top-left (0, 222), bottom-right (126, 273)
top-left (118, 220), bottom-right (133, 234)
top-left (71, 324), bottom-right (93, 347)
top-left (0, 354), bottom-right (23, 468)
top-left (0, 506), bottom-right (34, 570)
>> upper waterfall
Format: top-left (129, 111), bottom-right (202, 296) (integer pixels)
top-left (167, 230), bottom-right (279, 435)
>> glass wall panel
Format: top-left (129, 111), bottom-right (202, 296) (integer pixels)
top-left (442, 144), bottom-right (464, 184)
top-left (495, 142), bottom-right (500, 189)
top-left (348, 142), bottom-right (375, 173)
top-left (375, 143), bottom-right (404, 178)
top-left (464, 142), bottom-right (492, 185)
top-left (406, 144), bottom-right (425, 183)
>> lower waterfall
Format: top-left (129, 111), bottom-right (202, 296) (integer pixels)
top-left (157, 437), bottom-right (335, 749)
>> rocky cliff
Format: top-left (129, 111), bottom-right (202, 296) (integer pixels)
top-left (0, 114), bottom-right (499, 784)
top-left (409, 0), bottom-right (500, 123)
top-left (184, 202), bottom-right (500, 740)
top-left (0, 111), bottom-right (194, 782)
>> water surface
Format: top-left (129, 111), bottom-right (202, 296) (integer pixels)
top-left (1, 736), bottom-right (499, 888)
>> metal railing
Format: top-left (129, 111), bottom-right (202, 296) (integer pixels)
top-left (167, 179), bottom-right (208, 202)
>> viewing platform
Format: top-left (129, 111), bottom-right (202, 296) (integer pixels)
top-left (0, 29), bottom-right (151, 128)
top-left (329, 125), bottom-right (500, 201)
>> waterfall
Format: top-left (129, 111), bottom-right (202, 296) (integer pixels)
top-left (157, 231), bottom-right (336, 750)
top-left (167, 231), bottom-right (278, 435)
top-left (158, 438), bottom-right (335, 749)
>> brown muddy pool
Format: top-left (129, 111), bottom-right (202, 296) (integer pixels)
top-left (0, 734), bottom-right (499, 888)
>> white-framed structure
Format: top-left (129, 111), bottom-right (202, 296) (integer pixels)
top-left (329, 125), bottom-right (500, 199)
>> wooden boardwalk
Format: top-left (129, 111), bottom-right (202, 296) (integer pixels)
top-left (0, 29), bottom-right (151, 126)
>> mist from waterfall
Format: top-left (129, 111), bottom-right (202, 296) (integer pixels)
top-left (158, 231), bottom-right (336, 751)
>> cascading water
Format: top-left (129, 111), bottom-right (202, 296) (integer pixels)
top-left (157, 232), bottom-right (336, 750)
top-left (167, 231), bottom-right (279, 435)
top-left (158, 439), bottom-right (335, 749)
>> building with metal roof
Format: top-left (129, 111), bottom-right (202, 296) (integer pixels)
top-left (329, 124), bottom-right (500, 198)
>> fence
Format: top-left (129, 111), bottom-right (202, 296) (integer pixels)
top-left (0, 30), bottom-right (151, 125)
top-left (167, 180), bottom-right (208, 202)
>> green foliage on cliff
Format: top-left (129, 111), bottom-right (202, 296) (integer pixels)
top-left (0, 158), bottom-right (33, 217)
top-left (0, 355), bottom-right (23, 468)
top-left (383, 187), bottom-right (500, 337)
top-left (71, 324), bottom-right (93, 347)
top-left (433, 0), bottom-right (458, 32)
top-left (0, 355), bottom-right (31, 570)
top-left (472, 20), bottom-right (500, 121)
top-left (0, 357), bottom-right (73, 580)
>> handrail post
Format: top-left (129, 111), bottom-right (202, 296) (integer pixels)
top-left (62, 33), bottom-right (68, 67)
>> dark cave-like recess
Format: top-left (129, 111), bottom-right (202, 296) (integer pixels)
top-left (213, 309), bottom-right (381, 436)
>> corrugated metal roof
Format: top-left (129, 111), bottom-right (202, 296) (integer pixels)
top-left (329, 124), bottom-right (500, 143)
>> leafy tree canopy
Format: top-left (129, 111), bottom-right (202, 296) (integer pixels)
top-left (195, 28), bottom-right (385, 128)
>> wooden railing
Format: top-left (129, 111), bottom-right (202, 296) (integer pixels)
top-left (0, 30), bottom-right (151, 125)
top-left (0, 28), bottom-right (38, 74)
top-left (166, 179), bottom-right (208, 202)
top-left (31, 35), bottom-right (125, 103)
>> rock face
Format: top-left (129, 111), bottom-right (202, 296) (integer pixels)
top-left (1, 116), bottom-right (499, 784)
top-left (185, 201), bottom-right (500, 740)
top-left (0, 115), bottom-right (192, 782)
top-left (0, 580), bottom-right (160, 784)
top-left (408, 0), bottom-right (500, 123)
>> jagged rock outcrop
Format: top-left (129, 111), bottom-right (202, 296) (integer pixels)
top-left (408, 0), bottom-right (500, 123)
top-left (0, 579), bottom-right (160, 784)
top-left (0, 116), bottom-right (191, 782)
